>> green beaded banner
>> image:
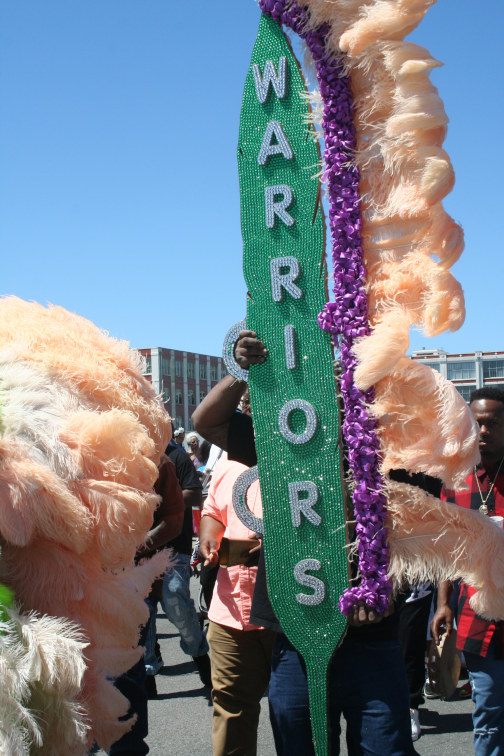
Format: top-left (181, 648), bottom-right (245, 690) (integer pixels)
top-left (238, 14), bottom-right (348, 755)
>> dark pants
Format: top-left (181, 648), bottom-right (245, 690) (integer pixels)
top-left (108, 603), bottom-right (155, 755)
top-left (397, 587), bottom-right (433, 709)
top-left (268, 635), bottom-right (414, 756)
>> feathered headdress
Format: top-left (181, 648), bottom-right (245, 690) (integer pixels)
top-left (0, 296), bottom-right (172, 753)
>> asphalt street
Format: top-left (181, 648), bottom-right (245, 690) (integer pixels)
top-left (102, 573), bottom-right (475, 755)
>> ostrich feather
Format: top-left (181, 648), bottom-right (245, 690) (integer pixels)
top-left (0, 605), bottom-right (89, 755)
top-left (0, 296), bottom-right (173, 750)
top-left (386, 479), bottom-right (504, 621)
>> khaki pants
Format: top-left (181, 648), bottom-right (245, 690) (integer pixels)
top-left (208, 620), bottom-right (276, 756)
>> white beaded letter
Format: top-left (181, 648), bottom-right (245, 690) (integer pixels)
top-left (294, 559), bottom-right (326, 605)
top-left (270, 257), bottom-right (302, 302)
top-left (278, 399), bottom-right (317, 445)
top-left (265, 185), bottom-right (294, 228)
top-left (252, 57), bottom-right (287, 104)
top-left (222, 320), bottom-right (249, 382)
top-left (284, 325), bottom-right (296, 369)
top-left (232, 466), bottom-right (264, 535)
top-left (289, 481), bottom-right (321, 527)
top-left (258, 121), bottom-right (293, 165)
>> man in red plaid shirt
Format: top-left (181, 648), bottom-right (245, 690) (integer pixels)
top-left (432, 387), bottom-right (504, 756)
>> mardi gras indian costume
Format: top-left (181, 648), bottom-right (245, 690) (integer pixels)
top-left (0, 296), bottom-right (172, 754)
top-left (225, 1), bottom-right (504, 752)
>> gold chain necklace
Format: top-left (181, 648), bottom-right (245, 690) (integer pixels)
top-left (475, 455), bottom-right (504, 515)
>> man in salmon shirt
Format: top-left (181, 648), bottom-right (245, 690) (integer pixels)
top-left (432, 387), bottom-right (504, 756)
top-left (199, 437), bottom-right (275, 755)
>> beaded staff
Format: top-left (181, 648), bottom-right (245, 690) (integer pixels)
top-left (234, 15), bottom-right (348, 754)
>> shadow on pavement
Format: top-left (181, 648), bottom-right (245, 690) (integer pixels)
top-left (158, 661), bottom-right (195, 677)
top-left (420, 708), bottom-right (473, 735)
top-left (155, 688), bottom-right (212, 702)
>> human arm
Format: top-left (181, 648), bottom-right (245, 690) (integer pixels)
top-left (183, 487), bottom-right (203, 511)
top-left (199, 514), bottom-right (226, 567)
top-left (430, 580), bottom-right (454, 644)
top-left (137, 456), bottom-right (184, 558)
top-left (192, 330), bottom-right (266, 449)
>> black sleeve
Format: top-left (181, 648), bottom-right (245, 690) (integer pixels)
top-left (388, 469), bottom-right (442, 498)
top-left (227, 411), bottom-right (257, 467)
top-left (170, 447), bottom-right (202, 491)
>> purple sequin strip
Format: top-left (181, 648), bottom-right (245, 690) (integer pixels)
top-left (259, 0), bottom-right (391, 614)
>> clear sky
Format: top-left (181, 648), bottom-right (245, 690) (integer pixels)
top-left (1, 1), bottom-right (502, 358)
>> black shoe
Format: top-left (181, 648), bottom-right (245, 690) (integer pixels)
top-left (192, 653), bottom-right (212, 688)
top-left (144, 674), bottom-right (158, 699)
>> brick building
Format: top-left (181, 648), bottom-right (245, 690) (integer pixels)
top-left (411, 349), bottom-right (504, 402)
top-left (139, 347), bottom-right (227, 431)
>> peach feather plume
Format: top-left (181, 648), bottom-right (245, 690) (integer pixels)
top-left (297, 0), bottom-right (466, 362)
top-left (295, 1), bottom-right (483, 597)
top-left (0, 296), bottom-right (172, 753)
top-left (385, 480), bottom-right (504, 620)
top-left (297, 0), bottom-right (477, 468)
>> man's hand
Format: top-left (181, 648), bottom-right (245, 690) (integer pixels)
top-left (199, 537), bottom-right (220, 567)
top-left (431, 580), bottom-right (454, 645)
top-left (347, 598), bottom-right (394, 627)
top-left (234, 330), bottom-right (267, 370)
top-left (430, 604), bottom-right (453, 645)
top-left (198, 514), bottom-right (225, 567)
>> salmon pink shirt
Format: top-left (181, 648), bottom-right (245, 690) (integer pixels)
top-left (202, 455), bottom-right (264, 631)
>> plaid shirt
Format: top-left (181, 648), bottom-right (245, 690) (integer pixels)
top-left (441, 466), bottom-right (504, 658)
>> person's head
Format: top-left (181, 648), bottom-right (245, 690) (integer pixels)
top-left (186, 432), bottom-right (200, 453)
top-left (239, 389), bottom-right (251, 416)
top-left (470, 388), bottom-right (504, 467)
top-left (173, 426), bottom-right (185, 445)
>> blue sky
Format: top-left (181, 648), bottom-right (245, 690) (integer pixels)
top-left (1, 1), bottom-right (502, 358)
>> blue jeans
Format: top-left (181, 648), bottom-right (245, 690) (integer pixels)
top-left (160, 552), bottom-right (208, 658)
top-left (269, 635), bottom-right (414, 756)
top-left (466, 636), bottom-right (504, 756)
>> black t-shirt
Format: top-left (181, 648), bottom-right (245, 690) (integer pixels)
top-left (165, 440), bottom-right (203, 555)
top-left (227, 411), bottom-right (399, 641)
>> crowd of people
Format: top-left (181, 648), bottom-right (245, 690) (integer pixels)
top-left (106, 331), bottom-right (504, 756)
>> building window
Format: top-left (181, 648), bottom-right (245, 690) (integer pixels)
top-left (144, 356), bottom-right (152, 374)
top-left (174, 415), bottom-right (183, 429)
top-left (455, 385), bottom-right (473, 403)
top-left (187, 419), bottom-right (194, 431)
top-left (162, 388), bottom-right (170, 403)
top-left (175, 389), bottom-right (183, 405)
top-left (200, 390), bottom-right (206, 402)
top-left (162, 358), bottom-right (170, 376)
top-left (187, 361), bottom-right (194, 378)
top-left (210, 364), bottom-right (218, 381)
top-left (422, 361), bottom-right (440, 372)
top-left (175, 360), bottom-right (182, 377)
top-left (188, 389), bottom-right (195, 405)
top-left (199, 363), bottom-right (207, 380)
top-left (483, 360), bottom-right (504, 380)
top-left (447, 361), bottom-right (475, 381)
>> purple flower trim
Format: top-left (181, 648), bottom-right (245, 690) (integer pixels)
top-left (259, 0), bottom-right (391, 614)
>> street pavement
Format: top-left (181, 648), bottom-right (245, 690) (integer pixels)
top-left (104, 573), bottom-right (475, 755)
